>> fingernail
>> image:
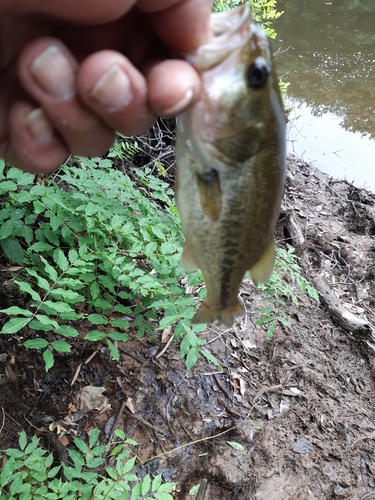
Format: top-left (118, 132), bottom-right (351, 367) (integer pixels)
top-left (31, 45), bottom-right (75, 100)
top-left (90, 63), bottom-right (133, 112)
top-left (26, 108), bottom-right (53, 145)
top-left (164, 88), bottom-right (194, 116)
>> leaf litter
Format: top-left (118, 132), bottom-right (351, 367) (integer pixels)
top-left (0, 153), bottom-right (375, 498)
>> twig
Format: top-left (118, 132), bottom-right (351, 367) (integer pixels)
top-left (253, 384), bottom-right (282, 404)
top-left (196, 479), bottom-right (211, 500)
top-left (352, 431), bottom-right (375, 448)
top-left (155, 334), bottom-right (174, 359)
top-left (0, 406), bottom-right (4, 435)
top-left (126, 408), bottom-right (169, 436)
top-left (141, 400), bottom-right (258, 466)
top-left (108, 400), bottom-right (127, 443)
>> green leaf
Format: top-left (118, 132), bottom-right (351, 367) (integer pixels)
top-left (53, 248), bottom-right (69, 271)
top-left (21, 225), bottom-right (33, 244)
top-left (227, 441), bottom-right (244, 451)
top-left (40, 256), bottom-right (58, 281)
top-left (67, 449), bottom-right (85, 469)
top-left (151, 226), bottom-right (165, 240)
top-left (86, 457), bottom-right (105, 469)
top-left (152, 474), bottom-right (163, 493)
top-left (1, 236), bottom-right (24, 265)
top-left (90, 281), bottom-right (100, 300)
top-left (186, 346), bottom-right (199, 371)
top-left (142, 474), bottom-right (151, 496)
top-left (158, 315), bottom-right (178, 330)
top-left (85, 330), bottom-right (106, 341)
top-left (266, 321), bottom-right (276, 339)
top-left (42, 300), bottom-right (74, 314)
top-left (0, 180), bottom-right (17, 194)
top-left (0, 307), bottom-right (32, 316)
top-left (255, 315), bottom-right (274, 325)
top-left (1, 317), bottom-right (31, 334)
top-left (68, 248), bottom-right (79, 264)
top-left (89, 428), bottom-right (99, 449)
top-left (125, 438), bottom-right (138, 446)
top-left (201, 350), bottom-right (222, 369)
top-left (47, 465), bottom-right (61, 479)
top-left (188, 484), bottom-right (200, 496)
top-left (18, 431), bottom-right (27, 451)
top-left (29, 320), bottom-right (53, 332)
top-left (44, 228), bottom-right (60, 246)
top-left (55, 325), bottom-right (79, 338)
top-left (24, 338), bottom-right (49, 349)
top-left (28, 241), bottom-right (53, 252)
top-left (74, 437), bottom-right (89, 455)
top-left (107, 339), bottom-right (120, 361)
top-left (87, 314), bottom-right (108, 325)
top-left (49, 288), bottom-right (83, 303)
top-left (42, 346), bottom-right (53, 369)
top-left (14, 280), bottom-right (41, 301)
top-left (35, 314), bottom-right (59, 328)
top-left (277, 316), bottom-right (290, 326)
top-left (111, 318), bottom-right (130, 329)
top-left (7, 168), bottom-right (35, 185)
top-left (51, 340), bottom-right (71, 353)
top-left (0, 220), bottom-right (14, 240)
top-left (130, 482), bottom-right (142, 500)
top-left (258, 307), bottom-right (276, 314)
top-left (114, 429), bottom-right (126, 440)
top-left (108, 331), bottom-right (130, 342)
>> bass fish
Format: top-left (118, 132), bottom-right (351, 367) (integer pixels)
top-left (175, 4), bottom-right (286, 327)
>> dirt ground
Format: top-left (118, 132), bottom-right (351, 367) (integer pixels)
top-left (1, 154), bottom-right (375, 500)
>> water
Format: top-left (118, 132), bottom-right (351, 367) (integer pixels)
top-left (273, 0), bottom-right (375, 192)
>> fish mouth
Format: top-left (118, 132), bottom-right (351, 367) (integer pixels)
top-left (185, 4), bottom-right (254, 71)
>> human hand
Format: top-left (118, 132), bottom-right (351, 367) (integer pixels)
top-left (0, 0), bottom-right (211, 172)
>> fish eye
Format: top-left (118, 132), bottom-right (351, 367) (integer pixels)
top-left (247, 57), bottom-right (270, 89)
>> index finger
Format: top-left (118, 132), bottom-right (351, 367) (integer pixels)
top-left (138, 0), bottom-right (212, 52)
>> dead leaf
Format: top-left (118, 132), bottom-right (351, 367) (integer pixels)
top-left (125, 397), bottom-right (136, 413)
top-left (79, 386), bottom-right (108, 411)
top-left (70, 364), bottom-right (82, 386)
top-left (239, 377), bottom-right (246, 396)
top-left (5, 364), bottom-right (17, 382)
top-left (58, 435), bottom-right (70, 447)
top-left (161, 327), bottom-right (172, 343)
top-left (84, 350), bottom-right (98, 365)
top-left (68, 402), bottom-right (77, 418)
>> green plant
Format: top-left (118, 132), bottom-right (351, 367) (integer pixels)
top-left (0, 428), bottom-right (174, 500)
top-left (0, 157), bottom-right (219, 371)
top-left (256, 247), bottom-right (319, 338)
top-left (213, 0), bottom-right (284, 39)
top-left (107, 133), bottom-right (139, 161)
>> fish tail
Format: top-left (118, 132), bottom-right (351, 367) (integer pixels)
top-left (192, 299), bottom-right (245, 327)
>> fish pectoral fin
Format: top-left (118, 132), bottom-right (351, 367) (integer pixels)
top-left (192, 299), bottom-right (244, 327)
top-left (197, 169), bottom-right (222, 221)
top-left (249, 235), bottom-right (275, 286)
top-left (180, 242), bottom-right (199, 271)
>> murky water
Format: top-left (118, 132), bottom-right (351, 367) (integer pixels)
top-left (273, 0), bottom-right (375, 192)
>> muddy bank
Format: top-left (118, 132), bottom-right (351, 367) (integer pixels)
top-left (1, 155), bottom-right (375, 499)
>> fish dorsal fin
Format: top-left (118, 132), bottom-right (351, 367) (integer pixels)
top-left (197, 169), bottom-right (222, 221)
top-left (248, 235), bottom-right (275, 286)
top-left (180, 241), bottom-right (199, 271)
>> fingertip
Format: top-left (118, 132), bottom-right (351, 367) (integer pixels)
top-left (77, 51), bottom-right (156, 135)
top-left (147, 59), bottom-right (201, 116)
top-left (7, 103), bottom-right (69, 173)
top-left (150, 0), bottom-right (212, 52)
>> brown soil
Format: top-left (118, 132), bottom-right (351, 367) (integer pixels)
top-left (1, 154), bottom-right (375, 500)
